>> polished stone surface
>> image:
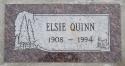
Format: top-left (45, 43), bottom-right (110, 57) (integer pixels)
top-left (5, 4), bottom-right (121, 62)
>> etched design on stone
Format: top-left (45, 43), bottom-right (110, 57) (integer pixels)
top-left (15, 11), bottom-right (110, 52)
top-left (15, 11), bottom-right (47, 51)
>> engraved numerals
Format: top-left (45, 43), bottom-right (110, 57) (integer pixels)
top-left (48, 36), bottom-right (94, 43)
top-left (49, 37), bottom-right (63, 43)
top-left (78, 36), bottom-right (93, 43)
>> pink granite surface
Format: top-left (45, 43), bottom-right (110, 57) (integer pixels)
top-left (4, 4), bottom-right (121, 62)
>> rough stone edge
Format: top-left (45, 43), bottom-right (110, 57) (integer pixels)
top-left (0, 0), bottom-right (5, 65)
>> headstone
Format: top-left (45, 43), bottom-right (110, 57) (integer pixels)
top-left (5, 4), bottom-right (121, 62)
